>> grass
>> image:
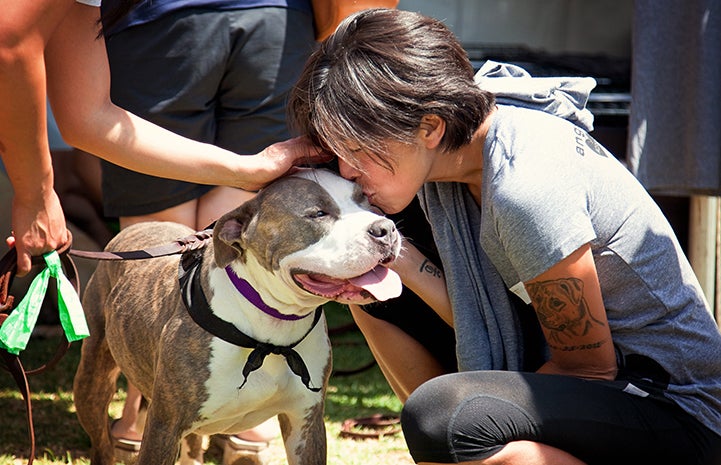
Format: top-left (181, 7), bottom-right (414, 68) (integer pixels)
top-left (0, 303), bottom-right (415, 465)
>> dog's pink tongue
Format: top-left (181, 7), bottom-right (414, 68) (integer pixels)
top-left (349, 266), bottom-right (402, 301)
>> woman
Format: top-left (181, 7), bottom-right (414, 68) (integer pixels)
top-left (288, 8), bottom-right (721, 465)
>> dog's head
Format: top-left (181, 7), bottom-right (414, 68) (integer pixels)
top-left (213, 169), bottom-right (403, 306)
top-left (527, 278), bottom-right (588, 332)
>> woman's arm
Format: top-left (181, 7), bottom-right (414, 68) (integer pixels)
top-left (44, 4), bottom-right (329, 192)
top-left (391, 239), bottom-right (453, 327)
top-left (352, 238), bottom-right (452, 402)
top-left (525, 243), bottom-right (617, 381)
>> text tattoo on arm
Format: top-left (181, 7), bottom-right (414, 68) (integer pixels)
top-left (526, 277), bottom-right (606, 349)
top-left (419, 258), bottom-right (443, 279)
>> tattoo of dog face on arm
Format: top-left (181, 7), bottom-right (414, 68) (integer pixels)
top-left (526, 277), bottom-right (606, 349)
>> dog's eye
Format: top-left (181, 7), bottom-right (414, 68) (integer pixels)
top-left (306, 209), bottom-right (327, 218)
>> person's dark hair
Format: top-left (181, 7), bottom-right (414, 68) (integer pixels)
top-left (289, 8), bottom-right (495, 172)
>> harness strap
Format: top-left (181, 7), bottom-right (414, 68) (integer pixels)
top-left (0, 348), bottom-right (34, 462)
top-left (179, 249), bottom-right (323, 393)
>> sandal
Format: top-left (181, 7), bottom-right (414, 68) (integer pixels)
top-left (225, 435), bottom-right (269, 452)
top-left (113, 436), bottom-right (142, 453)
top-left (109, 418), bottom-right (142, 465)
top-left (215, 434), bottom-right (270, 465)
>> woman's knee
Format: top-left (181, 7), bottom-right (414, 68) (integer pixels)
top-left (402, 375), bottom-right (459, 463)
top-left (402, 372), bottom-right (541, 463)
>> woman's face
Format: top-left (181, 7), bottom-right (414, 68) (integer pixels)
top-left (336, 140), bottom-right (431, 214)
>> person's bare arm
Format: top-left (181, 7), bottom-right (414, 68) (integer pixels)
top-left (0, 0), bottom-right (74, 275)
top-left (351, 240), bottom-right (452, 402)
top-left (525, 243), bottom-right (617, 381)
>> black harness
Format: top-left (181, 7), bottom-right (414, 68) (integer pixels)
top-left (178, 249), bottom-right (322, 392)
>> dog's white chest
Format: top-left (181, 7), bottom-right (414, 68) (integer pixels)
top-left (196, 324), bottom-right (329, 433)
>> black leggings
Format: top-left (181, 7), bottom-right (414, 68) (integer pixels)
top-left (402, 371), bottom-right (721, 465)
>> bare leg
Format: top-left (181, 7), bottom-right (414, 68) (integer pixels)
top-left (419, 440), bottom-right (587, 465)
top-left (195, 186), bottom-right (256, 230)
top-left (233, 418), bottom-right (278, 443)
top-left (119, 186), bottom-right (255, 230)
top-left (119, 198), bottom-right (200, 230)
top-left (110, 382), bottom-right (144, 442)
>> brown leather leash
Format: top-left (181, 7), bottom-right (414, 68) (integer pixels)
top-left (67, 228), bottom-right (213, 261)
top-left (0, 242), bottom-right (79, 465)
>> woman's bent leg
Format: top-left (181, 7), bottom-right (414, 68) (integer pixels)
top-left (402, 371), bottom-right (721, 465)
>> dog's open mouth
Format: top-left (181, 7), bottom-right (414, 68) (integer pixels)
top-left (293, 265), bottom-right (402, 302)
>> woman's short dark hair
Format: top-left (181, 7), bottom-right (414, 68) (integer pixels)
top-left (289, 8), bottom-right (495, 171)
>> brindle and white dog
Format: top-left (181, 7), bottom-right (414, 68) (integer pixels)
top-left (73, 169), bottom-right (403, 465)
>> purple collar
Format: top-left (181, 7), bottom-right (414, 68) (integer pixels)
top-left (224, 266), bottom-right (309, 321)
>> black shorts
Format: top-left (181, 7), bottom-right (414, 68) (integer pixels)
top-left (102, 6), bottom-right (315, 217)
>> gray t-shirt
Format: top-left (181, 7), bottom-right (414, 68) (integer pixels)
top-left (425, 104), bottom-right (721, 436)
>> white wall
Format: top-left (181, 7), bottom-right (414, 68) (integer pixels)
top-left (397, 0), bottom-right (632, 58)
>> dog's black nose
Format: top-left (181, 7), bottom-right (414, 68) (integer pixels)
top-left (368, 218), bottom-right (396, 242)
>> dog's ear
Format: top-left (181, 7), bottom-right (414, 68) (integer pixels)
top-left (562, 278), bottom-right (584, 304)
top-left (213, 200), bottom-right (260, 268)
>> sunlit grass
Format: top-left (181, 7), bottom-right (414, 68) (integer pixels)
top-left (0, 304), bottom-right (414, 464)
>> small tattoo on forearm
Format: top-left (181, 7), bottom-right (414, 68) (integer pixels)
top-left (419, 258), bottom-right (443, 279)
top-left (526, 277), bottom-right (605, 346)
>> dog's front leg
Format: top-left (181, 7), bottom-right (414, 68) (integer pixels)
top-left (135, 412), bottom-right (187, 465)
top-left (278, 403), bottom-right (327, 465)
